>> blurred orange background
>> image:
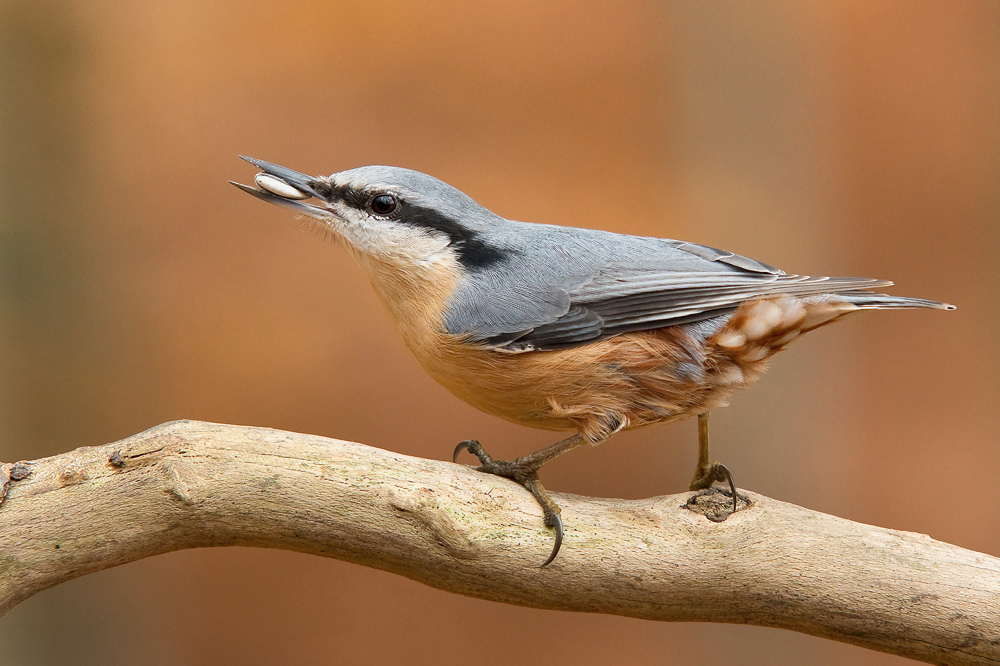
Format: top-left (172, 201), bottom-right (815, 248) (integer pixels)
top-left (1, 1), bottom-right (997, 664)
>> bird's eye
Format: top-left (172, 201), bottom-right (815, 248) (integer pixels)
top-left (369, 194), bottom-right (397, 216)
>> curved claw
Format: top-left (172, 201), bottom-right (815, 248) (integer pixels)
top-left (540, 512), bottom-right (563, 568)
top-left (452, 439), bottom-right (568, 566)
top-left (714, 463), bottom-right (738, 514)
top-left (453, 440), bottom-right (474, 464)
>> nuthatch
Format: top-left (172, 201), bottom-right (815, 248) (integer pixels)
top-left (233, 156), bottom-right (954, 566)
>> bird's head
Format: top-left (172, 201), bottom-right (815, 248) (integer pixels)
top-left (232, 157), bottom-right (508, 271)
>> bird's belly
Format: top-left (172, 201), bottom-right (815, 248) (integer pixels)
top-left (414, 326), bottom-right (763, 443)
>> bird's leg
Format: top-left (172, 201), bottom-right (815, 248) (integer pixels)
top-left (688, 412), bottom-right (738, 513)
top-left (453, 434), bottom-right (585, 567)
top-left (689, 412), bottom-right (713, 488)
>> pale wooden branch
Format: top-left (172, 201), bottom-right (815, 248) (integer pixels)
top-left (0, 421), bottom-right (997, 664)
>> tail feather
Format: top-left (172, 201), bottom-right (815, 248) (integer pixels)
top-left (838, 292), bottom-right (956, 311)
top-left (709, 291), bottom-right (954, 368)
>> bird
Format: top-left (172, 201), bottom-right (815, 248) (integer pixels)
top-left (232, 156), bottom-right (954, 566)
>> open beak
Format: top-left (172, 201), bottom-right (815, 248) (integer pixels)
top-left (230, 156), bottom-right (333, 219)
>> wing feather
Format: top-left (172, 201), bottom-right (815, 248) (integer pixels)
top-left (493, 274), bottom-right (894, 351)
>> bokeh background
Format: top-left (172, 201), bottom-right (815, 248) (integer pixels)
top-left (1, 1), bottom-right (998, 664)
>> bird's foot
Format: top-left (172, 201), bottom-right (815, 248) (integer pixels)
top-left (453, 440), bottom-right (563, 567)
top-left (689, 461), bottom-right (739, 514)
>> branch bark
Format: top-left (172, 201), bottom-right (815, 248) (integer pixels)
top-left (0, 420), bottom-right (997, 664)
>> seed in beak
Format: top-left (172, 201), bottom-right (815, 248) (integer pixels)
top-left (254, 172), bottom-right (310, 200)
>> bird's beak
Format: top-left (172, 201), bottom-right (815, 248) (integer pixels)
top-left (230, 156), bottom-right (333, 219)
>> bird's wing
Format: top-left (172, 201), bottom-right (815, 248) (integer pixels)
top-left (503, 270), bottom-right (891, 350)
top-left (444, 229), bottom-right (891, 351)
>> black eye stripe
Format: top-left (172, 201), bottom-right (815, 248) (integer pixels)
top-left (316, 183), bottom-right (512, 269)
top-left (311, 181), bottom-right (369, 209)
top-left (400, 203), bottom-right (512, 269)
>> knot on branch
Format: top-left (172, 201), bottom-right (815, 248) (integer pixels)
top-left (682, 487), bottom-right (751, 523)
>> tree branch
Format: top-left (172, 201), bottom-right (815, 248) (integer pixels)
top-left (0, 420), bottom-right (997, 664)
